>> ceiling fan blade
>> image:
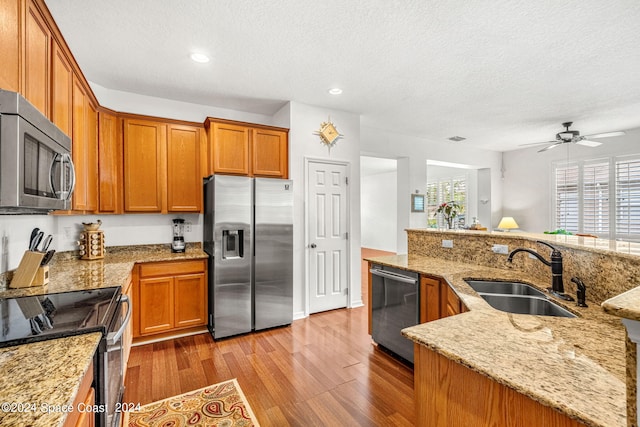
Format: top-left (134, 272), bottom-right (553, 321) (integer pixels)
top-left (538, 142), bottom-right (563, 153)
top-left (576, 139), bottom-right (602, 148)
top-left (584, 131), bottom-right (625, 139)
top-left (519, 140), bottom-right (556, 147)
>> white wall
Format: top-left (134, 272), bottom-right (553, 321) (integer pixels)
top-left (502, 127), bottom-right (640, 232)
top-left (361, 170), bottom-right (397, 251)
top-left (288, 102), bottom-right (363, 317)
top-left (361, 126), bottom-right (503, 247)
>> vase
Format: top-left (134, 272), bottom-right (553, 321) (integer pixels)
top-left (446, 218), bottom-right (454, 229)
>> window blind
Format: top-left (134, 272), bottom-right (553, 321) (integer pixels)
top-left (426, 176), bottom-right (467, 228)
top-left (615, 157), bottom-right (640, 240)
top-left (554, 163), bottom-right (579, 232)
top-left (582, 161), bottom-right (609, 235)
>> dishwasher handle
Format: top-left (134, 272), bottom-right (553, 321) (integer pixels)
top-left (370, 268), bottom-right (418, 284)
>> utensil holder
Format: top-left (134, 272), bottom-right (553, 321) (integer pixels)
top-left (79, 230), bottom-right (105, 260)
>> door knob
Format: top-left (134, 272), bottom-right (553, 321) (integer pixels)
top-left (310, 243), bottom-right (317, 248)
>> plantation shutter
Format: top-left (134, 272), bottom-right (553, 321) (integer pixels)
top-left (555, 163), bottom-right (579, 232)
top-left (615, 157), bottom-right (640, 240)
top-left (582, 161), bottom-right (609, 235)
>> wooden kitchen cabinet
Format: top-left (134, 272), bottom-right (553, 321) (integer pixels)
top-left (0, 0), bottom-right (20, 91)
top-left (420, 276), bottom-right (441, 322)
top-left (97, 111), bottom-right (122, 213)
top-left (63, 360), bottom-right (94, 427)
top-left (206, 118), bottom-right (289, 178)
top-left (71, 75), bottom-right (98, 212)
top-left (51, 42), bottom-right (73, 137)
top-left (23, 0), bottom-right (51, 115)
top-left (418, 275), bottom-right (465, 322)
top-left (134, 260), bottom-right (207, 338)
top-left (209, 121), bottom-right (250, 175)
top-left (167, 124), bottom-right (202, 211)
top-left (414, 345), bottom-right (586, 427)
top-left (122, 118), bottom-right (166, 212)
top-left (252, 127), bottom-right (288, 177)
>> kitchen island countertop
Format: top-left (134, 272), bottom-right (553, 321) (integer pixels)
top-left (0, 244), bottom-right (208, 426)
top-left (366, 253), bottom-right (627, 427)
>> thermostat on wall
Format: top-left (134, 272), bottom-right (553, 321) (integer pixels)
top-left (411, 194), bottom-right (425, 212)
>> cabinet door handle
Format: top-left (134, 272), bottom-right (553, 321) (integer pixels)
top-left (310, 243), bottom-right (317, 248)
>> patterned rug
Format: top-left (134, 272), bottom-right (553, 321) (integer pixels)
top-left (126, 378), bottom-right (260, 426)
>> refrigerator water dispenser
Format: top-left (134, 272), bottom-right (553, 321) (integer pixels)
top-left (222, 230), bottom-right (243, 258)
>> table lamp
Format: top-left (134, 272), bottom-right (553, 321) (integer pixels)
top-left (497, 216), bottom-right (519, 231)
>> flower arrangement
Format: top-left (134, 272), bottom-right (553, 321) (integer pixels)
top-left (435, 201), bottom-right (463, 229)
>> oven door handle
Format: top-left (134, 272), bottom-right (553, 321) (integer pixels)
top-left (107, 294), bottom-right (131, 346)
top-left (369, 268), bottom-right (417, 284)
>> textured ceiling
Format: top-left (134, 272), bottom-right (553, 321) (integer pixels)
top-left (44, 0), bottom-right (640, 151)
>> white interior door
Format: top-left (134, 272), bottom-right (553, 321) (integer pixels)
top-left (307, 160), bottom-right (349, 313)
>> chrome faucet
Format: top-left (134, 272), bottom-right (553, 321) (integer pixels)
top-left (507, 241), bottom-right (575, 301)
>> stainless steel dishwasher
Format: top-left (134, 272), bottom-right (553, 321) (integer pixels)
top-left (370, 264), bottom-right (419, 364)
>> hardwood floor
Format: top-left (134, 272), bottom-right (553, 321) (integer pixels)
top-left (124, 247), bottom-right (413, 426)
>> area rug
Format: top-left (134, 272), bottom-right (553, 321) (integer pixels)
top-left (126, 378), bottom-right (260, 426)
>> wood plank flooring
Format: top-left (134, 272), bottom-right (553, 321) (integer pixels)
top-left (124, 247), bottom-right (413, 426)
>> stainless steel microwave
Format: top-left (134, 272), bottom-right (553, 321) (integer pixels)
top-left (0, 89), bottom-right (75, 213)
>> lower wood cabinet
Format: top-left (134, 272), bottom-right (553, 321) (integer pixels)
top-left (133, 259), bottom-right (207, 337)
top-left (62, 360), bottom-right (94, 427)
top-left (414, 345), bottom-right (586, 427)
top-left (419, 275), bottom-right (467, 322)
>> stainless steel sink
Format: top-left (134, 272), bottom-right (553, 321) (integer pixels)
top-left (465, 280), bottom-right (547, 298)
top-left (477, 294), bottom-right (576, 318)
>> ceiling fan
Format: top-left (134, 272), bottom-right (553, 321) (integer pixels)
top-left (522, 122), bottom-right (626, 153)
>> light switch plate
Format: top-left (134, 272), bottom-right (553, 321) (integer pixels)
top-left (442, 240), bottom-right (453, 248)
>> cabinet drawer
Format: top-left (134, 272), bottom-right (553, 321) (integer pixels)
top-left (139, 260), bottom-right (205, 278)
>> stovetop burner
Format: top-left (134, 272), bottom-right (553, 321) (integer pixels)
top-left (0, 287), bottom-right (121, 348)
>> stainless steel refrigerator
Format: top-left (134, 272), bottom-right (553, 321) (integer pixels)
top-left (203, 175), bottom-right (293, 339)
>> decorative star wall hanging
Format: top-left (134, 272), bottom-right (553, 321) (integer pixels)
top-left (314, 117), bottom-right (343, 152)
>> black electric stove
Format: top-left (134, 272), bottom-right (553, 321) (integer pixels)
top-left (0, 287), bottom-right (121, 349)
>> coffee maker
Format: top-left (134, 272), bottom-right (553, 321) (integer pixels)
top-left (171, 218), bottom-right (185, 253)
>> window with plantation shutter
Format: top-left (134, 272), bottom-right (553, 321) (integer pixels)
top-left (554, 163), bottom-right (579, 233)
top-left (553, 155), bottom-right (640, 242)
top-left (426, 175), bottom-right (467, 228)
top-left (615, 156), bottom-right (640, 240)
top-left (583, 161), bottom-right (609, 235)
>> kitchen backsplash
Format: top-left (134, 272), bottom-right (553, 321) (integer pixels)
top-left (0, 213), bottom-right (202, 273)
top-left (407, 229), bottom-right (640, 305)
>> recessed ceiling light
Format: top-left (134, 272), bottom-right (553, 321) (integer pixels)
top-left (328, 88), bottom-right (343, 95)
top-left (190, 53), bottom-right (210, 63)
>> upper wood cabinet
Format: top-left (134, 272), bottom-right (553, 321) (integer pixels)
top-left (51, 42), bottom-right (73, 137)
top-left (23, 0), bottom-right (51, 115)
top-left (206, 118), bottom-right (289, 179)
top-left (167, 124), bottom-right (202, 212)
top-left (98, 111), bottom-right (122, 213)
top-left (0, 0), bottom-right (20, 91)
top-left (71, 75), bottom-right (97, 212)
top-left (209, 122), bottom-right (250, 175)
top-left (252, 127), bottom-right (288, 177)
top-left (123, 118), bottom-right (166, 212)
top-left (122, 118), bottom-right (203, 213)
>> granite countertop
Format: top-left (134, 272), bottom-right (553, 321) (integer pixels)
top-left (603, 286), bottom-right (640, 321)
top-left (0, 243), bottom-right (208, 298)
top-left (0, 333), bottom-right (102, 427)
top-left (0, 244), bottom-right (208, 426)
top-left (366, 254), bottom-right (627, 427)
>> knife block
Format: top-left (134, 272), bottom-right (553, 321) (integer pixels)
top-left (79, 230), bottom-right (105, 260)
top-left (10, 251), bottom-right (45, 288)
